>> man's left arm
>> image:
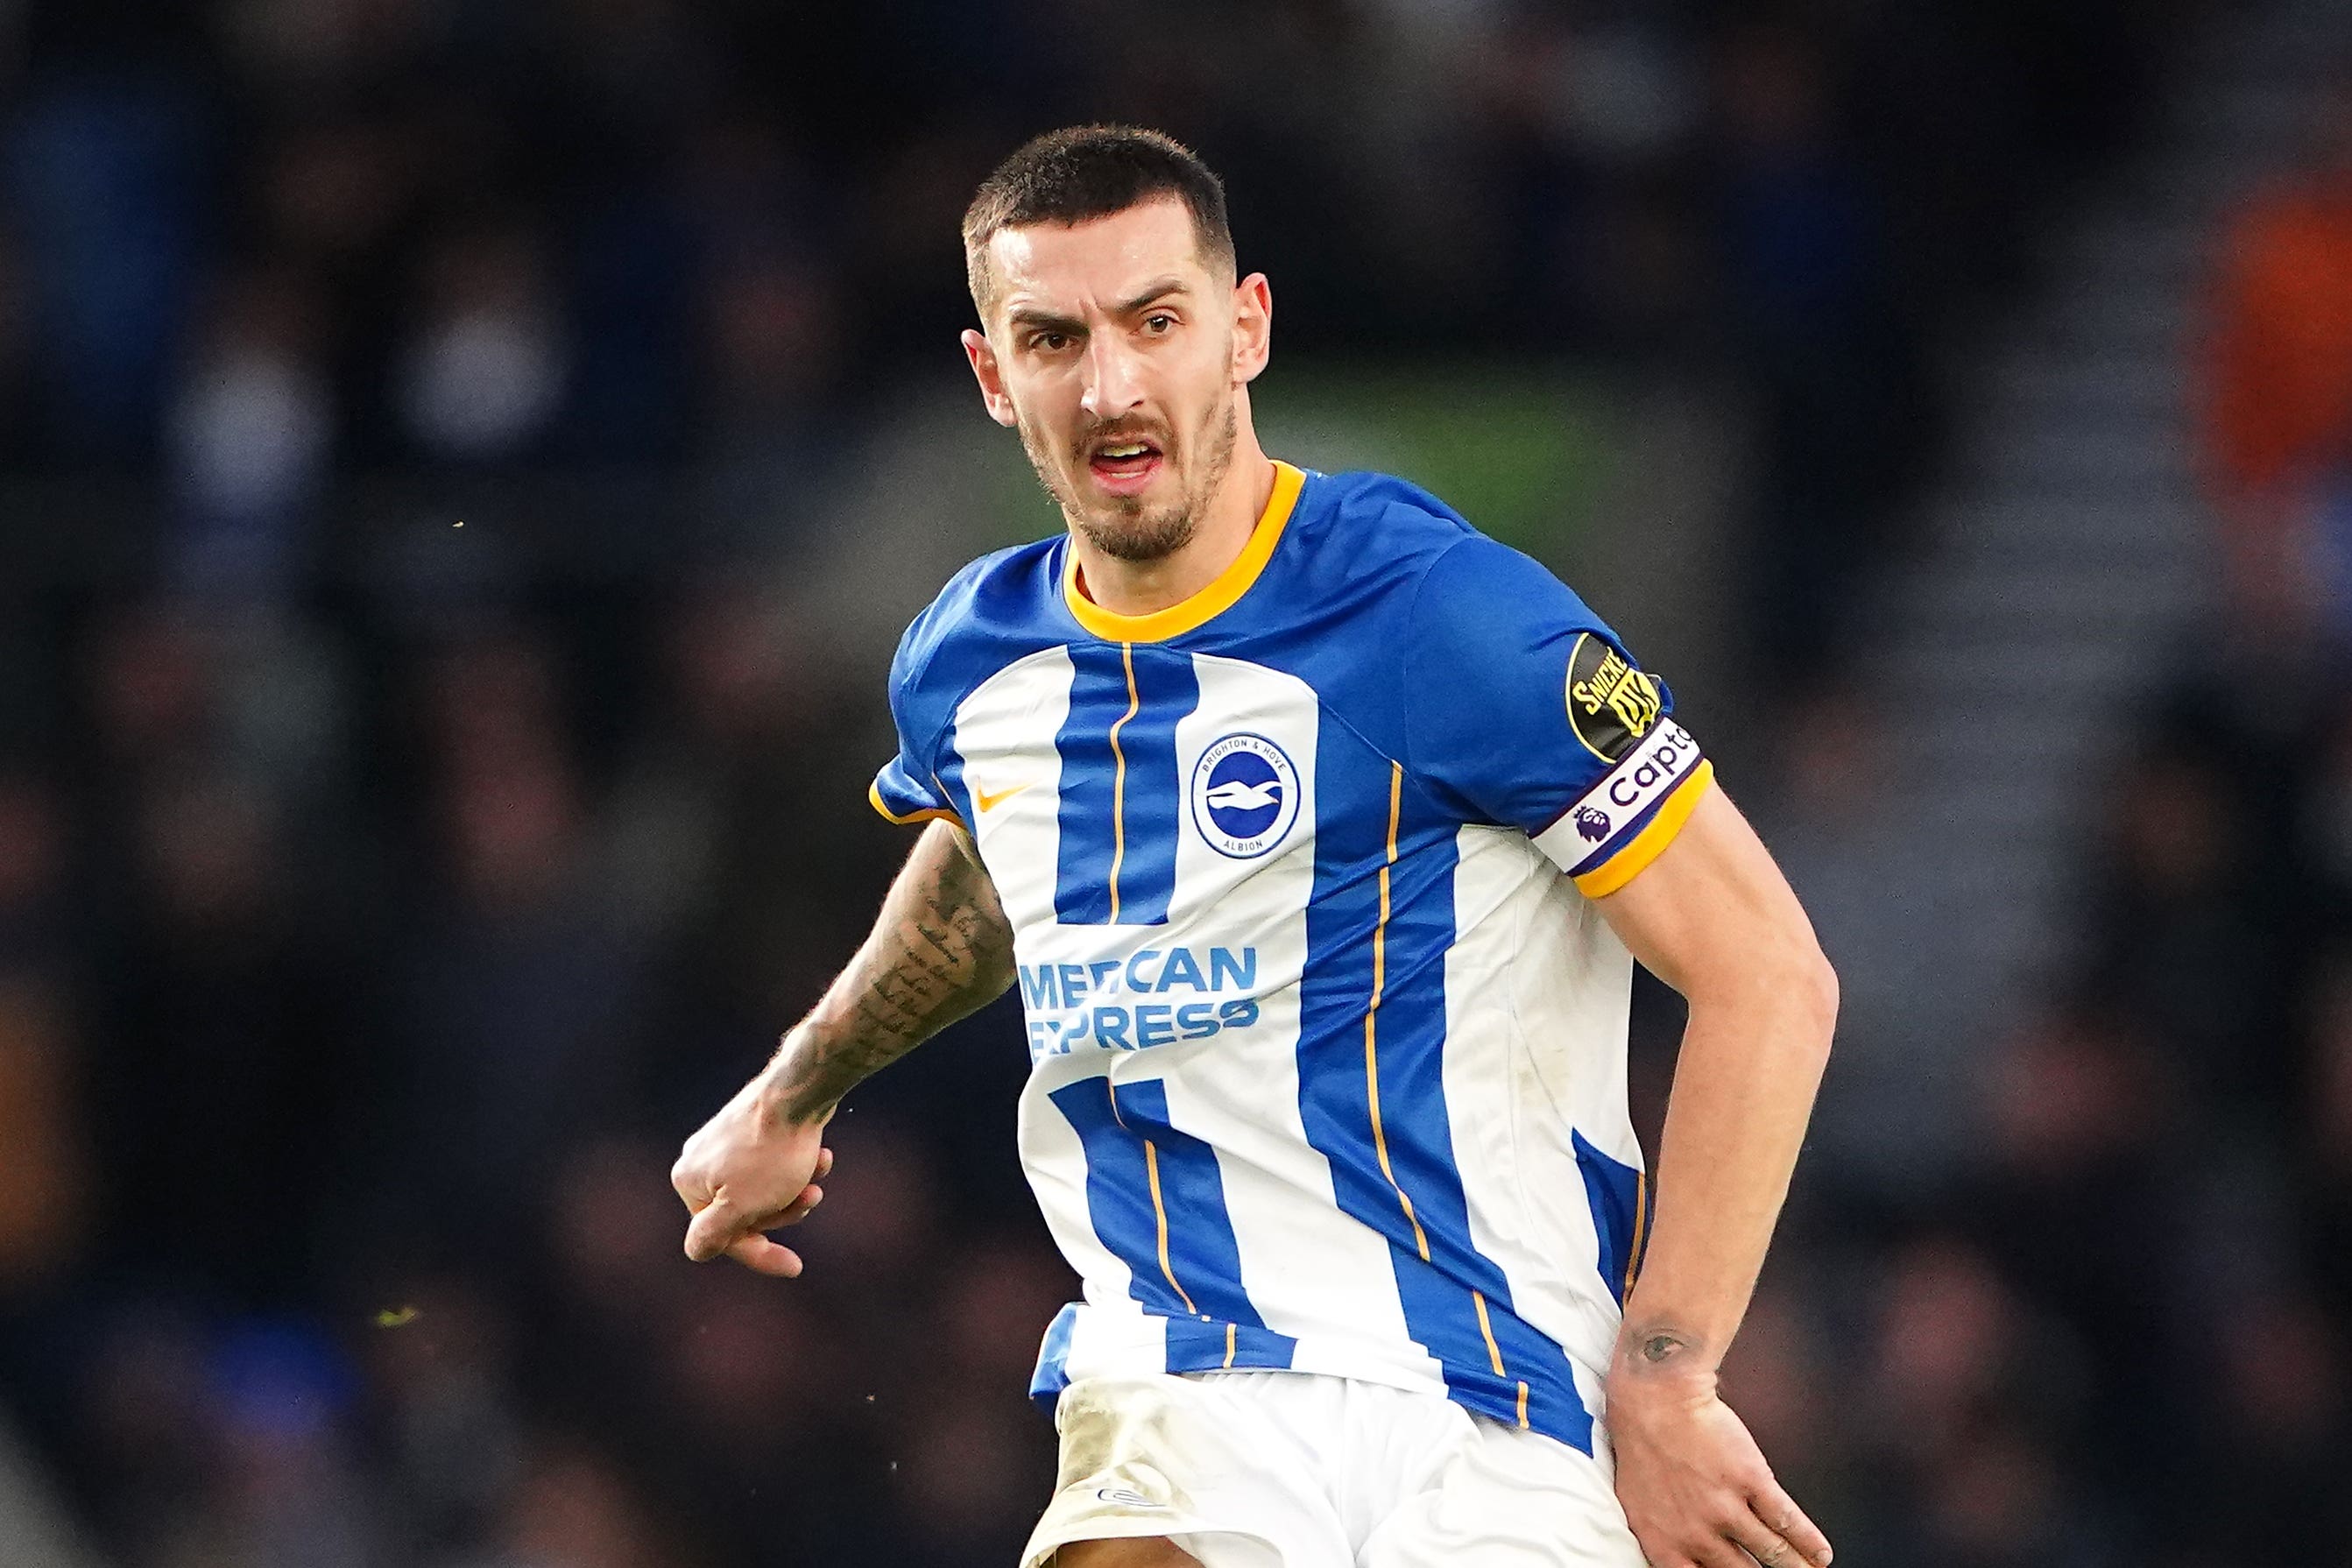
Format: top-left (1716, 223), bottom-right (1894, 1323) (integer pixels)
top-left (1593, 781), bottom-right (1838, 1568)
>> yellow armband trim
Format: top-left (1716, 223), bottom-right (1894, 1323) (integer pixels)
top-left (1572, 759), bottom-right (1713, 898)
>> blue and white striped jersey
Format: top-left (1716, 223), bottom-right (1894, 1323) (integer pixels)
top-left (869, 462), bottom-right (1713, 1456)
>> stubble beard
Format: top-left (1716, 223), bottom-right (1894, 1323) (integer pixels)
top-left (1018, 390), bottom-right (1239, 566)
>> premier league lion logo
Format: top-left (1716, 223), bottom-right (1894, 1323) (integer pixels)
top-left (1574, 806), bottom-right (1612, 843)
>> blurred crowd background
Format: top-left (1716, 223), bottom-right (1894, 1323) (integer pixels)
top-left (0, 0), bottom-right (2348, 1564)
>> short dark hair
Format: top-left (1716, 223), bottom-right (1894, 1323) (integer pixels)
top-left (962, 124), bottom-right (1234, 316)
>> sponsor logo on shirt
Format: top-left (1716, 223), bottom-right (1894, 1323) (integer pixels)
top-left (1565, 632), bottom-right (1663, 762)
top-left (1542, 719), bottom-right (1703, 871)
top-left (1019, 946), bottom-right (1263, 1058)
top-left (1603, 722), bottom-right (1699, 813)
top-left (975, 780), bottom-right (1033, 812)
top-left (1190, 732), bottom-right (1301, 858)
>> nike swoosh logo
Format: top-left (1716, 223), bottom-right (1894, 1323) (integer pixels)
top-left (975, 781), bottom-right (1033, 812)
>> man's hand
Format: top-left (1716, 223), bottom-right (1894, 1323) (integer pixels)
top-left (671, 1075), bottom-right (835, 1278)
top-left (1607, 1361), bottom-right (1830, 1568)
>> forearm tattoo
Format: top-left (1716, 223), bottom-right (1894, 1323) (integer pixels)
top-left (1619, 1320), bottom-right (1705, 1376)
top-left (769, 826), bottom-right (1016, 1122)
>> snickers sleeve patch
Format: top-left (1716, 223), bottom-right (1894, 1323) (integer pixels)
top-left (1403, 533), bottom-right (1706, 888)
top-left (1564, 631), bottom-right (1665, 763)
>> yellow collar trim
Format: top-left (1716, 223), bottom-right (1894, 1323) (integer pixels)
top-left (1063, 461), bottom-right (1305, 643)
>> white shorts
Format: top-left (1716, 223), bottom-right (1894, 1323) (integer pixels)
top-left (1019, 1370), bottom-right (1648, 1568)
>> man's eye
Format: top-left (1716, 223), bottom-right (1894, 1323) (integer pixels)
top-left (1032, 331), bottom-right (1070, 351)
top-left (1144, 314), bottom-right (1175, 334)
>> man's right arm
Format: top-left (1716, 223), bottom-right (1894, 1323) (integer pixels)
top-left (765, 817), bottom-right (1016, 1122)
top-left (672, 818), bottom-right (1015, 1275)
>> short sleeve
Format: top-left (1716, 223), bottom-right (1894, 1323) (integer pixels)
top-left (1402, 535), bottom-right (1713, 897)
top-left (868, 618), bottom-right (963, 828)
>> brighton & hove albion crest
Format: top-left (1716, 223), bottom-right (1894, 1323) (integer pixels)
top-left (1191, 733), bottom-right (1301, 858)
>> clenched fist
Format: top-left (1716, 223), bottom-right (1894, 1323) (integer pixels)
top-left (671, 1076), bottom-right (836, 1278)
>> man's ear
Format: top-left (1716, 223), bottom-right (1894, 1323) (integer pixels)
top-left (1231, 272), bottom-right (1272, 385)
top-left (963, 328), bottom-right (1019, 427)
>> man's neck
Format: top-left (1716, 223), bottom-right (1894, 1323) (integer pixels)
top-left (1068, 447), bottom-right (1277, 618)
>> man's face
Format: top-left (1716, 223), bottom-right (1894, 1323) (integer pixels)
top-left (964, 199), bottom-right (1263, 563)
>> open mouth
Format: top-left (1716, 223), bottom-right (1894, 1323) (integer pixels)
top-left (1086, 436), bottom-right (1164, 492)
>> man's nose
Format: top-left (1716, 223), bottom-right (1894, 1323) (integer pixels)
top-left (1079, 333), bottom-right (1146, 420)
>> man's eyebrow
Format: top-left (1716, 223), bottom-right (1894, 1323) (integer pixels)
top-left (1005, 303), bottom-right (1084, 335)
top-left (1003, 279), bottom-right (1193, 335)
top-left (1112, 278), bottom-right (1190, 315)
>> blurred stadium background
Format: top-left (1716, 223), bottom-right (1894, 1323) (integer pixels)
top-left (0, 0), bottom-right (2348, 1564)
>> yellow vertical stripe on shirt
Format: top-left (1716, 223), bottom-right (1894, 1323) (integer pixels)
top-left (1105, 641), bottom-right (1141, 922)
top-left (1471, 1289), bottom-right (1508, 1377)
top-left (1364, 761), bottom-right (1432, 1262)
top-left (1143, 1138), bottom-right (1198, 1317)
